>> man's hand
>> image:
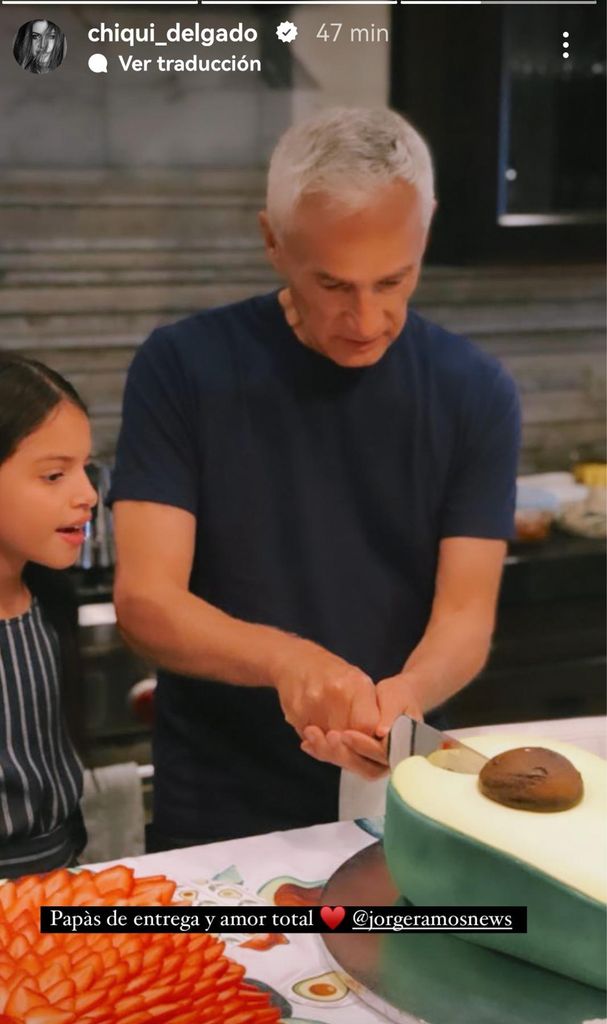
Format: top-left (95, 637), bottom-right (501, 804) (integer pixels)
top-left (300, 673), bottom-right (424, 779)
top-left (299, 536), bottom-right (507, 779)
top-left (373, 672), bottom-right (424, 736)
top-left (273, 638), bottom-right (380, 738)
top-left (301, 726), bottom-right (389, 780)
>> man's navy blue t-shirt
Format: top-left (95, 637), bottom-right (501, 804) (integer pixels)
top-left (110, 290), bottom-right (520, 843)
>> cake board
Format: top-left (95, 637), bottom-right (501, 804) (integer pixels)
top-left (321, 842), bottom-right (606, 1024)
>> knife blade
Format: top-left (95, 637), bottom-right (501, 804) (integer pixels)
top-left (388, 714), bottom-right (488, 774)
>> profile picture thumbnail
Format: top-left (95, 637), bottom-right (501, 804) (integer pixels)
top-left (13, 19), bottom-right (66, 74)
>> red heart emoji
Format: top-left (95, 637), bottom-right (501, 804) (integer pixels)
top-left (320, 905), bottom-right (346, 930)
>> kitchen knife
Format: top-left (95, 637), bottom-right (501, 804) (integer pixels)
top-left (388, 714), bottom-right (488, 774)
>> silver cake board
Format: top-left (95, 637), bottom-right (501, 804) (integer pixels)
top-left (321, 842), bottom-right (606, 1024)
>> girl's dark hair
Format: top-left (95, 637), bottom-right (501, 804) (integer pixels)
top-left (0, 353), bottom-right (87, 466)
top-left (0, 354), bottom-right (89, 755)
top-left (13, 20), bottom-right (66, 73)
top-left (23, 562), bottom-right (85, 754)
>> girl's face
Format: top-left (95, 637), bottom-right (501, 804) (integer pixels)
top-left (31, 20), bottom-right (57, 64)
top-left (0, 400), bottom-right (98, 572)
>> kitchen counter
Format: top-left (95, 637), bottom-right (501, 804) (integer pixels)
top-left (503, 532), bottom-right (605, 602)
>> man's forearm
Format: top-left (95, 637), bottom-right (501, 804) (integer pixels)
top-left (115, 581), bottom-right (299, 687)
top-left (400, 611), bottom-right (493, 712)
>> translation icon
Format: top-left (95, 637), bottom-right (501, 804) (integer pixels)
top-left (276, 21), bottom-right (297, 44)
top-left (88, 52), bottom-right (107, 73)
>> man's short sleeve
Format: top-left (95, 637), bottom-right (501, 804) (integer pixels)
top-left (440, 364), bottom-right (521, 541)
top-left (108, 327), bottom-right (198, 514)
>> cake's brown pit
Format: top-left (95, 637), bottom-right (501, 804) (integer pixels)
top-left (478, 746), bottom-right (583, 812)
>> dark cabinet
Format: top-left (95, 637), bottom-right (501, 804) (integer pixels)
top-left (390, 7), bottom-right (605, 264)
top-left (444, 535), bottom-right (606, 726)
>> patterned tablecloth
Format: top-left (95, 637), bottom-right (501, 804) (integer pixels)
top-left (90, 817), bottom-right (382, 1024)
top-left (85, 717), bottom-right (606, 1024)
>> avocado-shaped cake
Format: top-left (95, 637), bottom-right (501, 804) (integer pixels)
top-left (383, 734), bottom-right (606, 989)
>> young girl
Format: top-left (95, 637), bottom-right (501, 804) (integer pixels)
top-left (0, 354), bottom-right (97, 877)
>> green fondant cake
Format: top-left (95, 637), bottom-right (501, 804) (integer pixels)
top-left (383, 734), bottom-right (607, 989)
top-left (377, 923), bottom-right (606, 1024)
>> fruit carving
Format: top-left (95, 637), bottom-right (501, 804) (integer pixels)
top-left (0, 865), bottom-right (281, 1024)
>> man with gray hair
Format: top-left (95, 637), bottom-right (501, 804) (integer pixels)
top-left (111, 107), bottom-right (520, 849)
